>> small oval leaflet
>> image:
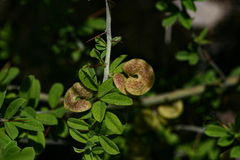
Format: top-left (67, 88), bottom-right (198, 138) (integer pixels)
top-left (100, 92), bottom-right (133, 106)
top-left (104, 111), bottom-right (124, 135)
top-left (99, 135), bottom-right (120, 155)
top-left (67, 118), bottom-right (90, 130)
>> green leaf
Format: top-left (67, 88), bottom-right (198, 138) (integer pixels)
top-left (28, 79), bottom-right (41, 109)
top-left (73, 147), bottom-right (85, 153)
top-left (69, 128), bottom-right (88, 143)
top-left (28, 131), bottom-right (45, 155)
top-left (178, 10), bottom-right (192, 30)
top-left (50, 106), bottom-right (66, 118)
top-left (19, 75), bottom-right (35, 108)
top-left (84, 149), bottom-right (94, 160)
top-left (95, 37), bottom-right (106, 46)
top-left (93, 154), bottom-right (101, 160)
top-left (182, 0), bottom-right (196, 12)
top-left (4, 122), bottom-right (19, 140)
top-left (76, 109), bottom-right (92, 119)
top-left (84, 140), bottom-right (96, 150)
top-left (235, 112), bottom-right (240, 131)
top-left (92, 101), bottom-right (107, 122)
top-left (100, 92), bottom-right (133, 106)
top-left (1, 141), bottom-right (20, 159)
top-left (175, 51), bottom-right (189, 61)
top-left (208, 147), bottom-right (220, 160)
top-left (16, 147), bottom-right (35, 160)
top-left (188, 53), bottom-right (199, 65)
top-left (90, 48), bottom-right (104, 64)
top-left (104, 112), bottom-right (124, 134)
top-left (0, 131), bottom-right (12, 150)
top-left (112, 63), bottom-right (125, 74)
top-left (99, 135), bottom-right (119, 155)
top-left (1, 67), bottom-right (20, 85)
top-left (5, 98), bottom-right (26, 119)
top-left (71, 50), bottom-right (82, 62)
top-left (67, 118), bottom-right (90, 130)
top-left (48, 83), bottom-right (64, 109)
top-left (194, 28), bottom-right (208, 43)
top-left (87, 18), bottom-right (106, 30)
top-left (79, 67), bottom-right (98, 91)
top-left (229, 66), bottom-right (240, 77)
top-left (101, 50), bottom-right (106, 59)
top-left (92, 147), bottom-right (104, 154)
top-left (95, 44), bottom-right (106, 51)
top-left (162, 13), bottom-right (179, 27)
top-left (98, 78), bottom-right (114, 98)
top-left (230, 146), bottom-right (240, 158)
top-left (112, 36), bottom-right (122, 47)
top-left (205, 125), bottom-right (228, 137)
top-left (204, 70), bottom-right (217, 83)
top-left (10, 118), bottom-right (44, 131)
top-left (0, 85), bottom-right (7, 108)
top-left (0, 69), bottom-right (8, 83)
top-left (109, 55), bottom-right (127, 73)
top-left (20, 107), bottom-right (37, 119)
top-left (155, 1), bottom-right (179, 12)
top-left (36, 113), bottom-right (58, 125)
top-left (217, 134), bottom-right (234, 147)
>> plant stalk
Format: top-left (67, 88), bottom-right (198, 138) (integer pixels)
top-left (103, 0), bottom-right (112, 82)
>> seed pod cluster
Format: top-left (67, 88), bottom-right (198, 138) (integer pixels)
top-left (64, 82), bottom-right (93, 112)
top-left (113, 59), bottom-right (155, 96)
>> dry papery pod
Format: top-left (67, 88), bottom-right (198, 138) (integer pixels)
top-left (113, 59), bottom-right (155, 96)
top-left (64, 82), bottom-right (94, 112)
top-left (157, 100), bottom-right (184, 119)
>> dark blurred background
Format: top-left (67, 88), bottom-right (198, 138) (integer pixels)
top-left (1, 0), bottom-right (240, 159)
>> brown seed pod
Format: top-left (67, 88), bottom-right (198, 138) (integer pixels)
top-left (113, 59), bottom-right (155, 96)
top-left (64, 82), bottom-right (94, 112)
top-left (157, 100), bottom-right (184, 119)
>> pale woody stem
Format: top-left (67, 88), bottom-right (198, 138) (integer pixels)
top-left (103, 0), bottom-right (112, 82)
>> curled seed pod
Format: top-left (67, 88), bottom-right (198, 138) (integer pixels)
top-left (64, 82), bottom-right (94, 112)
top-left (157, 100), bottom-right (184, 119)
top-left (113, 59), bottom-right (155, 96)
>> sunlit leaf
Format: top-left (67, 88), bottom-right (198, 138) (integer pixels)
top-left (69, 128), bottom-right (88, 143)
top-left (5, 98), bottom-right (26, 119)
top-left (109, 55), bottom-right (127, 73)
top-left (230, 146), bottom-right (240, 158)
top-left (67, 118), bottom-right (89, 130)
top-left (48, 83), bottom-right (64, 109)
top-left (98, 78), bottom-right (114, 98)
top-left (99, 135), bottom-right (119, 155)
top-left (104, 111), bottom-right (123, 134)
top-left (36, 113), bottom-right (58, 125)
top-left (100, 92), bottom-right (133, 106)
top-left (92, 101), bottom-right (107, 122)
top-left (10, 118), bottom-right (44, 131)
top-left (205, 125), bottom-right (228, 137)
top-left (4, 122), bottom-right (19, 140)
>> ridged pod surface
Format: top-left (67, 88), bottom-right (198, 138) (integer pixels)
top-left (114, 59), bottom-right (155, 96)
top-left (64, 82), bottom-right (93, 112)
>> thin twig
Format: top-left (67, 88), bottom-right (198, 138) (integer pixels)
top-left (141, 76), bottom-right (239, 106)
top-left (85, 31), bottom-right (106, 43)
top-left (103, 0), bottom-right (112, 82)
top-left (174, 124), bottom-right (205, 133)
top-left (202, 49), bottom-right (227, 82)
